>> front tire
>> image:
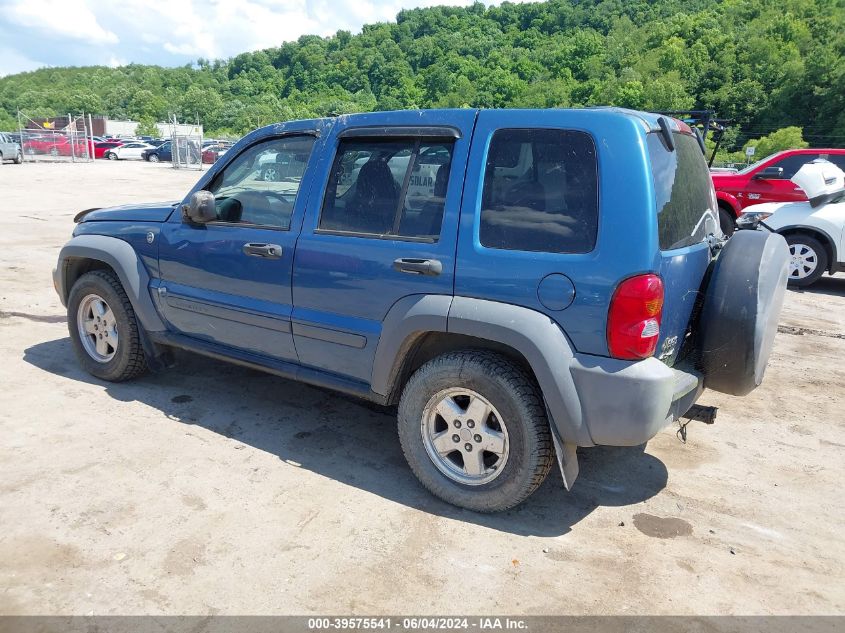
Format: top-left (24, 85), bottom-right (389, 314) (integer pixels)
top-left (67, 270), bottom-right (148, 382)
top-left (107, 152), bottom-right (118, 160)
top-left (15, 151), bottom-right (23, 164)
top-left (397, 350), bottom-right (553, 512)
top-left (719, 206), bottom-right (736, 237)
top-left (149, 154), bottom-right (160, 163)
top-left (785, 234), bottom-right (827, 287)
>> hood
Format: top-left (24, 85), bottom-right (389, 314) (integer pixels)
top-left (738, 200), bottom-right (787, 215)
top-left (791, 160), bottom-right (845, 207)
top-left (710, 172), bottom-right (744, 186)
top-left (75, 201), bottom-right (179, 223)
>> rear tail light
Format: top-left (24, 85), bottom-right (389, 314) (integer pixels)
top-left (607, 274), bottom-right (664, 360)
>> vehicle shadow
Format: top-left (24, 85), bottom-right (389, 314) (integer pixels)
top-left (24, 337), bottom-right (669, 537)
top-left (788, 275), bottom-right (845, 298)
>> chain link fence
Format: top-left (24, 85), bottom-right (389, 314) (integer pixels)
top-left (17, 112), bottom-right (94, 162)
top-left (168, 115), bottom-right (203, 170)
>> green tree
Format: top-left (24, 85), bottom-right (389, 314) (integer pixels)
top-left (745, 126), bottom-right (809, 158)
top-left (135, 119), bottom-right (160, 137)
top-left (0, 0), bottom-right (842, 147)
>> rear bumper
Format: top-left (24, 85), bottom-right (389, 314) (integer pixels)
top-left (570, 354), bottom-right (703, 446)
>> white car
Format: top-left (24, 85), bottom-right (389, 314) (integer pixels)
top-left (105, 142), bottom-right (156, 161)
top-left (738, 160), bottom-right (845, 287)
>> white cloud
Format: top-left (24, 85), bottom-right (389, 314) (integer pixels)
top-left (5, 0), bottom-right (118, 44)
top-left (0, 46), bottom-right (45, 77)
top-left (0, 0), bottom-right (533, 76)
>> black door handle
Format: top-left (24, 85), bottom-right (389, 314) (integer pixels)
top-left (243, 243), bottom-right (283, 258)
top-left (393, 258), bottom-right (442, 276)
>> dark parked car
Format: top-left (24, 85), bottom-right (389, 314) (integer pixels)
top-left (143, 140), bottom-right (200, 163)
top-left (142, 141), bottom-right (172, 163)
top-left (53, 108), bottom-right (789, 512)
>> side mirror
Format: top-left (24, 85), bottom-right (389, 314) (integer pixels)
top-left (183, 190), bottom-right (216, 224)
top-left (753, 166), bottom-right (784, 180)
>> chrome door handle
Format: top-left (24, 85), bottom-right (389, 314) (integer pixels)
top-left (243, 243), bottom-right (282, 258)
top-left (393, 258), bottom-right (442, 276)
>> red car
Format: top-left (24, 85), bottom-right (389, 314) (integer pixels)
top-left (23, 135), bottom-right (90, 157)
top-left (53, 139), bottom-right (91, 157)
top-left (713, 148), bottom-right (845, 234)
top-left (23, 135), bottom-right (67, 154)
top-left (201, 144), bottom-right (229, 164)
top-left (94, 141), bottom-right (124, 158)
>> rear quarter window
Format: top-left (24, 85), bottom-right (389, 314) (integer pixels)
top-left (479, 128), bottom-right (599, 254)
top-left (648, 132), bottom-right (718, 250)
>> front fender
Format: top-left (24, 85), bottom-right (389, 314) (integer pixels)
top-left (54, 234), bottom-right (166, 332)
top-left (716, 191), bottom-right (741, 215)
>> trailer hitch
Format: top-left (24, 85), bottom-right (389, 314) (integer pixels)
top-left (677, 404), bottom-right (718, 442)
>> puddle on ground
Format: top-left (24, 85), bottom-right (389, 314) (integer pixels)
top-left (633, 513), bottom-right (693, 538)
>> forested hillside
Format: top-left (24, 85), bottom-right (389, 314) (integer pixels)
top-left (1, 0), bottom-right (843, 152)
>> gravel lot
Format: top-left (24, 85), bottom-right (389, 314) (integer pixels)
top-left (1, 160), bottom-right (843, 616)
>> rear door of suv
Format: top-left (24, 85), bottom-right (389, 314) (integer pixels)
top-left (646, 126), bottom-right (719, 365)
top-left (455, 110), bottom-right (715, 363)
top-left (455, 109), bottom-right (642, 357)
top-left (291, 110), bottom-right (476, 383)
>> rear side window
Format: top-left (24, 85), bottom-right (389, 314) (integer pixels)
top-left (648, 132), bottom-right (717, 250)
top-left (771, 154), bottom-right (820, 178)
top-left (319, 138), bottom-right (454, 240)
top-left (821, 154), bottom-right (845, 172)
top-left (479, 129), bottom-right (598, 254)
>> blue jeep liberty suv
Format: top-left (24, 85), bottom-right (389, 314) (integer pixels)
top-left (54, 108), bottom-right (790, 512)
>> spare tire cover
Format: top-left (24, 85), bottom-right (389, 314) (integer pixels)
top-left (699, 230), bottom-right (789, 396)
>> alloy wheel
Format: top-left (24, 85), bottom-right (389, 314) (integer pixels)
top-left (76, 294), bottom-right (119, 363)
top-left (421, 388), bottom-right (509, 486)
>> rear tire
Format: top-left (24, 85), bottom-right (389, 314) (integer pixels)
top-left (67, 270), bottom-right (148, 382)
top-left (397, 350), bottom-right (553, 512)
top-left (718, 206), bottom-right (736, 236)
top-left (15, 151), bottom-right (23, 164)
top-left (785, 234), bottom-right (827, 287)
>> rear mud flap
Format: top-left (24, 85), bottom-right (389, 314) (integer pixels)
top-left (549, 420), bottom-right (579, 490)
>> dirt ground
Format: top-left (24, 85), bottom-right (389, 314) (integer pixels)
top-left (0, 160), bottom-right (843, 616)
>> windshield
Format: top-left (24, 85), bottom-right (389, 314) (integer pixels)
top-left (737, 152), bottom-right (785, 175)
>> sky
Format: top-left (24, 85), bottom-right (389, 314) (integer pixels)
top-left (0, 0), bottom-right (522, 77)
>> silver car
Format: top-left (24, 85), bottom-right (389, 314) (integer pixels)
top-left (0, 132), bottom-right (23, 164)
